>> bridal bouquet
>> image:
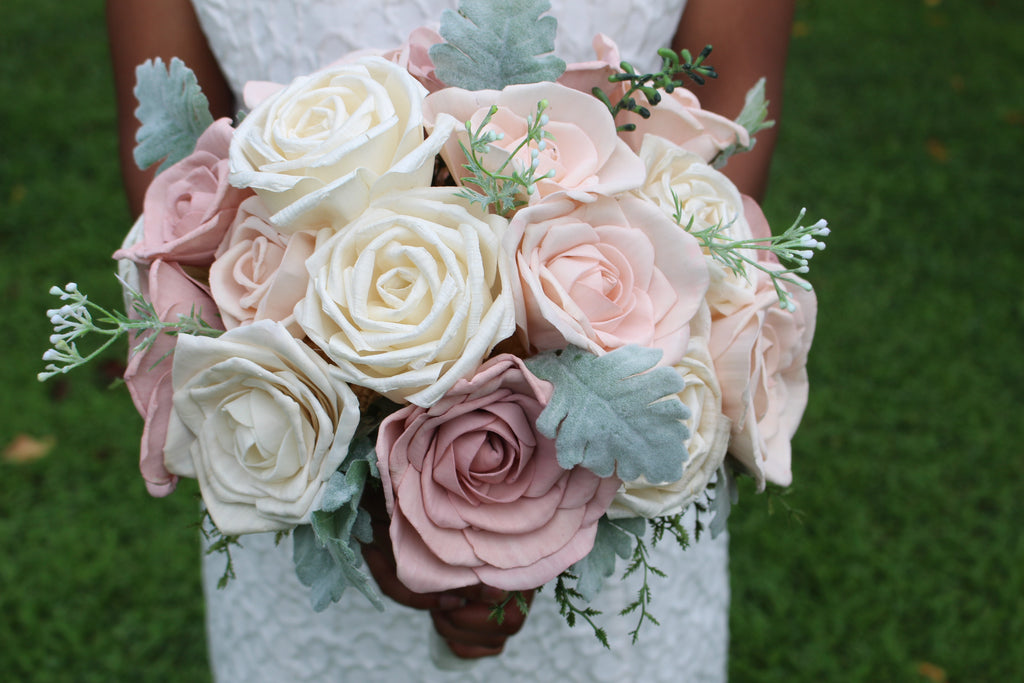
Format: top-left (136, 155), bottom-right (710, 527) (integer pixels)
top-left (40, 0), bottom-right (826, 643)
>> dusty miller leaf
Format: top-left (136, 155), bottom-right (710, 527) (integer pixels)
top-left (525, 345), bottom-right (690, 483)
top-left (711, 77), bottom-right (774, 169)
top-left (430, 0), bottom-right (566, 90)
top-left (572, 516), bottom-right (646, 602)
top-left (133, 57), bottom-right (214, 173)
top-left (293, 439), bottom-right (384, 612)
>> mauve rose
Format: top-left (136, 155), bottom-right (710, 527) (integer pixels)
top-left (115, 118), bottom-right (251, 267)
top-left (709, 270), bottom-right (817, 488)
top-left (209, 196), bottom-right (315, 336)
top-left (376, 355), bottom-right (621, 592)
top-left (424, 81), bottom-right (645, 204)
top-left (122, 256), bottom-right (225, 497)
top-left (506, 194), bottom-right (708, 366)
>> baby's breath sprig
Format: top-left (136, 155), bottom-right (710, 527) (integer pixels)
top-left (457, 100), bottom-right (555, 218)
top-left (673, 195), bottom-right (831, 312)
top-left (593, 45), bottom-right (717, 132)
top-left (38, 281), bottom-right (222, 382)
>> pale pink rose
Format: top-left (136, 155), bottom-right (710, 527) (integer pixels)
top-left (209, 196), bottom-right (315, 336)
top-left (115, 118), bottom-right (252, 266)
top-left (384, 25), bottom-right (445, 93)
top-left (506, 194), bottom-right (709, 365)
top-left (376, 354), bottom-right (621, 592)
top-left (557, 34), bottom-right (623, 102)
top-left (709, 270), bottom-right (817, 488)
top-left (123, 259), bottom-right (224, 497)
top-left (619, 88), bottom-right (750, 164)
top-left (424, 81), bottom-right (645, 205)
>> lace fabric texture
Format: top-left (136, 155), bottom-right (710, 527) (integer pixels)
top-left (188, 0), bottom-right (729, 680)
top-left (190, 0), bottom-right (691, 102)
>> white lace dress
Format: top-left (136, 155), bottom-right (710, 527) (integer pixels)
top-left (188, 1), bottom-right (730, 680)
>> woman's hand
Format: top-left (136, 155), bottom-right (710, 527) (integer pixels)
top-left (361, 485), bottom-right (533, 659)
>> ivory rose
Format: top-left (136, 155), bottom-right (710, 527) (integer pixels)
top-left (709, 271), bottom-right (817, 489)
top-left (608, 304), bottom-right (730, 518)
top-left (376, 354), bottom-right (621, 592)
top-left (229, 57), bottom-right (455, 231)
top-left (115, 118), bottom-right (250, 266)
top-left (122, 255), bottom-right (224, 497)
top-left (295, 187), bottom-right (515, 407)
top-left (163, 321), bottom-right (360, 534)
top-left (635, 137), bottom-right (758, 316)
top-left (506, 194), bottom-right (708, 365)
top-left (209, 196), bottom-right (316, 335)
top-left (424, 81), bottom-right (645, 204)
top-left (619, 86), bottom-right (750, 164)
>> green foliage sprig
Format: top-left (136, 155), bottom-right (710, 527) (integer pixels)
top-left (456, 100), bottom-right (555, 217)
top-left (488, 590), bottom-right (532, 625)
top-left (592, 46), bottom-right (717, 132)
top-left (674, 199), bottom-right (831, 312)
top-left (554, 572), bottom-right (610, 648)
top-left (198, 508), bottom-right (243, 590)
top-left (38, 282), bottom-right (222, 382)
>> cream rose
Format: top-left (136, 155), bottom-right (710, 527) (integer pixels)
top-left (506, 194), bottom-right (708, 366)
top-left (608, 304), bottom-right (731, 518)
top-left (635, 136), bottom-right (759, 317)
top-left (209, 196), bottom-right (316, 336)
top-left (163, 321), bottom-right (360, 534)
top-left (709, 271), bottom-right (817, 489)
top-left (295, 187), bottom-right (515, 407)
top-left (424, 81), bottom-right (645, 204)
top-left (229, 57), bottom-right (454, 232)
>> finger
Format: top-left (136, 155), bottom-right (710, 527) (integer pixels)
top-left (440, 599), bottom-right (530, 636)
top-left (362, 544), bottom-right (464, 611)
top-left (430, 609), bottom-right (509, 650)
top-left (445, 639), bottom-right (506, 660)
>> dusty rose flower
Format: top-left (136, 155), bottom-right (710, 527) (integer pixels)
top-left (424, 81), bottom-right (645, 204)
top-left (209, 196), bottom-right (315, 336)
top-left (506, 194), bottom-right (708, 366)
top-left (376, 354), bottom-right (621, 592)
top-left (122, 257), bottom-right (224, 497)
top-left (115, 118), bottom-right (251, 266)
top-left (709, 270), bottom-right (817, 488)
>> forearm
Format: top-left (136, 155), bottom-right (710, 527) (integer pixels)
top-left (673, 0), bottom-right (796, 201)
top-left (106, 0), bottom-right (233, 216)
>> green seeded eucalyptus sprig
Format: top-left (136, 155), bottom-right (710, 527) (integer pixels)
top-left (38, 281), bottom-right (222, 382)
top-left (592, 45), bottom-right (718, 132)
top-left (456, 100), bottom-right (556, 217)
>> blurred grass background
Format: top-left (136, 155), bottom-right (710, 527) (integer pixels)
top-left (1, 0), bottom-right (1022, 681)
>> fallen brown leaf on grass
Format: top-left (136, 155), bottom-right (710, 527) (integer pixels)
top-left (917, 661), bottom-right (948, 683)
top-left (2, 433), bottom-right (57, 463)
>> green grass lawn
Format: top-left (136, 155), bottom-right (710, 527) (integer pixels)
top-left (2, 0), bottom-right (1022, 681)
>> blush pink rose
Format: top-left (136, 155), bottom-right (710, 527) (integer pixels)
top-left (384, 25), bottom-right (445, 93)
top-left (115, 118), bottom-right (252, 266)
top-left (709, 270), bottom-right (817, 488)
top-left (209, 196), bottom-right (315, 336)
top-left (557, 34), bottom-right (623, 102)
top-left (619, 88), bottom-right (751, 164)
top-left (123, 259), bottom-right (225, 496)
top-left (424, 81), bottom-right (645, 204)
top-left (506, 194), bottom-right (709, 365)
top-left (376, 354), bottom-right (621, 592)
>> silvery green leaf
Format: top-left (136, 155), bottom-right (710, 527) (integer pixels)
top-left (430, 0), bottom-right (566, 90)
top-left (708, 465), bottom-right (738, 538)
top-left (133, 57), bottom-right (214, 173)
top-left (525, 345), bottom-right (690, 483)
top-left (711, 77), bottom-right (774, 169)
top-left (572, 517), bottom-right (645, 602)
